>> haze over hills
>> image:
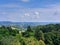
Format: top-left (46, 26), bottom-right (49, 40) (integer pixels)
top-left (0, 21), bottom-right (60, 26)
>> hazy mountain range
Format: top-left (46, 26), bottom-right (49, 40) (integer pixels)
top-left (0, 21), bottom-right (60, 28)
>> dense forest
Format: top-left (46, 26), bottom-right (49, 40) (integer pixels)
top-left (0, 24), bottom-right (60, 45)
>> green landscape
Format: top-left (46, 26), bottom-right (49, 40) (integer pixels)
top-left (0, 0), bottom-right (60, 45)
top-left (0, 23), bottom-right (60, 45)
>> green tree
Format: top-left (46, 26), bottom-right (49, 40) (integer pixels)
top-left (39, 40), bottom-right (45, 45)
top-left (27, 26), bottom-right (32, 32)
top-left (34, 30), bottom-right (44, 40)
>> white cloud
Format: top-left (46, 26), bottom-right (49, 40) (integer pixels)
top-left (35, 11), bottom-right (40, 15)
top-left (21, 0), bottom-right (29, 2)
top-left (24, 13), bottom-right (30, 16)
top-left (34, 12), bottom-right (40, 18)
top-left (0, 4), bottom-right (60, 22)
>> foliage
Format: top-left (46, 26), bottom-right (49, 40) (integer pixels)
top-left (0, 24), bottom-right (60, 45)
top-left (39, 40), bottom-right (45, 45)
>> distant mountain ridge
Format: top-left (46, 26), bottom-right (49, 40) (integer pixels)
top-left (0, 21), bottom-right (60, 28)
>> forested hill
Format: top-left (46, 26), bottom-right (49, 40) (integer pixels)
top-left (0, 23), bottom-right (60, 45)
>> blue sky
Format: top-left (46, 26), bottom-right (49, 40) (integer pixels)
top-left (0, 0), bottom-right (60, 22)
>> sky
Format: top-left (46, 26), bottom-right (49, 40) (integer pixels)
top-left (0, 0), bottom-right (60, 22)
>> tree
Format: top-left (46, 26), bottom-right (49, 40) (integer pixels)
top-left (27, 26), bottom-right (32, 32)
top-left (22, 26), bottom-right (33, 37)
top-left (44, 32), bottom-right (54, 45)
top-left (39, 40), bottom-right (45, 45)
top-left (0, 36), bottom-right (20, 45)
top-left (34, 30), bottom-right (44, 40)
top-left (39, 31), bottom-right (44, 41)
